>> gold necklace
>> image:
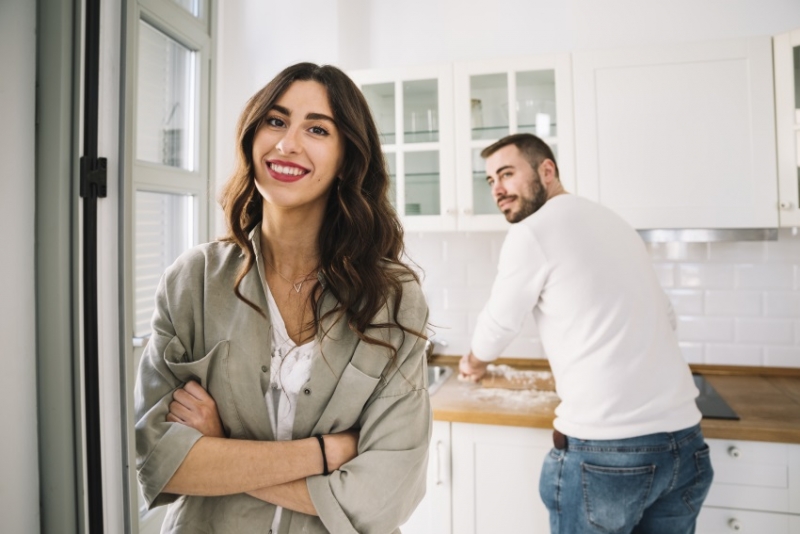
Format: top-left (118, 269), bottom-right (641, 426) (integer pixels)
top-left (264, 258), bottom-right (318, 293)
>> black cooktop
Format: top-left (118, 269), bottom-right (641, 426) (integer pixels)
top-left (693, 374), bottom-right (739, 420)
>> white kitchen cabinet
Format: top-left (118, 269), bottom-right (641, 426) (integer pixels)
top-left (698, 438), bottom-right (800, 532)
top-left (451, 422), bottom-right (551, 534)
top-left (401, 420), bottom-right (453, 534)
top-left (453, 55), bottom-right (576, 231)
top-left (773, 27), bottom-right (800, 228)
top-left (349, 65), bottom-right (457, 232)
top-left (573, 37), bottom-right (778, 230)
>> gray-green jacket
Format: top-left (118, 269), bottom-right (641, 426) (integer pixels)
top-left (134, 235), bottom-right (431, 533)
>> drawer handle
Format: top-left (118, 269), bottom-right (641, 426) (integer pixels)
top-left (728, 518), bottom-right (741, 531)
top-left (727, 446), bottom-right (740, 458)
top-left (435, 440), bottom-right (445, 486)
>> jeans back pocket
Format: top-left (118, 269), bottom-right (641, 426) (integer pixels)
top-left (581, 462), bottom-right (656, 533)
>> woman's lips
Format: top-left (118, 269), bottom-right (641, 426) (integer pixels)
top-left (266, 160), bottom-right (310, 183)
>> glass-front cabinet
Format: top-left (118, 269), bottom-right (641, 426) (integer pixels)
top-left (774, 27), bottom-right (800, 228)
top-left (351, 66), bottom-right (457, 231)
top-left (454, 55), bottom-right (575, 231)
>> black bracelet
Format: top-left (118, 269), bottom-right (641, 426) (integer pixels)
top-left (315, 435), bottom-right (329, 476)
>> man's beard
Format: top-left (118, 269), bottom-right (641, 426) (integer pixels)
top-left (501, 172), bottom-right (548, 223)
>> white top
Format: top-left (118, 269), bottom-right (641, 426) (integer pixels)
top-left (264, 284), bottom-right (316, 532)
top-left (471, 194), bottom-right (701, 440)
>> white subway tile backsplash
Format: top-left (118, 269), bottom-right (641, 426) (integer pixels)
top-left (652, 263), bottom-right (676, 287)
top-left (764, 292), bottom-right (800, 317)
top-left (764, 347), bottom-right (800, 368)
top-left (677, 264), bottom-right (735, 289)
top-left (666, 290), bottom-right (704, 315)
top-left (647, 242), bottom-right (708, 262)
top-left (736, 264), bottom-right (794, 290)
top-left (677, 317), bottom-right (734, 342)
top-left (406, 226), bottom-right (800, 367)
top-left (705, 290), bottom-right (762, 317)
top-left (708, 241), bottom-right (766, 263)
top-left (679, 343), bottom-right (705, 364)
top-left (705, 344), bottom-right (763, 366)
top-left (735, 319), bottom-right (795, 344)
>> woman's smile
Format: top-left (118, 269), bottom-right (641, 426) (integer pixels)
top-left (266, 159), bottom-right (311, 182)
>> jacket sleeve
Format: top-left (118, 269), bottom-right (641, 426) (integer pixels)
top-left (306, 280), bottom-right (432, 534)
top-left (134, 254), bottom-right (205, 509)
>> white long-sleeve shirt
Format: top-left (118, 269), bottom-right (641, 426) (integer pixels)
top-left (472, 194), bottom-right (700, 440)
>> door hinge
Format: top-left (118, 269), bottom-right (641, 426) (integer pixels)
top-left (80, 156), bottom-right (108, 198)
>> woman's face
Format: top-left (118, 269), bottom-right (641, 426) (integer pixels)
top-left (252, 80), bottom-right (345, 213)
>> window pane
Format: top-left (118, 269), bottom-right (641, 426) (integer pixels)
top-left (472, 148), bottom-right (496, 215)
top-left (471, 73), bottom-right (508, 140)
top-left (136, 20), bottom-right (198, 171)
top-left (363, 83), bottom-right (396, 145)
top-left (516, 70), bottom-right (557, 138)
top-left (385, 152), bottom-right (397, 208)
top-left (404, 151), bottom-right (440, 216)
top-left (135, 191), bottom-right (196, 337)
top-left (403, 79), bottom-right (438, 144)
top-left (172, 0), bottom-right (203, 18)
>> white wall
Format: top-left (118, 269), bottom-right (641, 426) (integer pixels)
top-left (0, 0), bottom-right (41, 531)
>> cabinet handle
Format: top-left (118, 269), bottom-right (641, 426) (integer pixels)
top-left (446, 207), bottom-right (457, 215)
top-left (462, 208), bottom-right (473, 215)
top-left (728, 518), bottom-right (741, 531)
top-left (779, 201), bottom-right (793, 210)
top-left (435, 440), bottom-right (445, 486)
top-left (727, 446), bottom-right (741, 458)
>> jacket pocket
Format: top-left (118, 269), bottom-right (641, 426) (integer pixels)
top-left (315, 362), bottom-right (381, 433)
top-left (164, 339), bottom-right (229, 389)
top-left (581, 462), bottom-right (656, 533)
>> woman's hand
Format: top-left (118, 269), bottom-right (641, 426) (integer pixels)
top-left (167, 380), bottom-right (226, 438)
top-left (459, 351), bottom-right (489, 382)
top-left (322, 431), bottom-right (359, 471)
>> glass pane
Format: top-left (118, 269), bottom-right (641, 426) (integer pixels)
top-left (136, 21), bottom-right (198, 171)
top-left (135, 191), bottom-right (196, 337)
top-left (404, 152), bottom-right (440, 216)
top-left (516, 70), bottom-right (557, 138)
top-left (172, 0), bottom-right (203, 18)
top-left (471, 73), bottom-right (508, 140)
top-left (472, 148), bottom-right (496, 215)
top-left (403, 79), bottom-right (438, 144)
top-left (794, 46), bottom-right (800, 124)
top-left (363, 83), bottom-right (396, 144)
top-left (385, 152), bottom-right (397, 208)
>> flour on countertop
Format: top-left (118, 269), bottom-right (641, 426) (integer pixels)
top-left (470, 387), bottom-right (559, 407)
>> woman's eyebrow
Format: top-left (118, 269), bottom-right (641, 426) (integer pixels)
top-left (270, 105), bottom-right (335, 124)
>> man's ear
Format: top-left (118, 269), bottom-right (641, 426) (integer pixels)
top-left (538, 159), bottom-right (557, 185)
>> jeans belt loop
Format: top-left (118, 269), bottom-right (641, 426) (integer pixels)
top-left (553, 429), bottom-right (568, 450)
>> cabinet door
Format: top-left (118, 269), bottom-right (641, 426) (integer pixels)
top-left (453, 55), bottom-right (575, 231)
top-left (350, 65), bottom-right (457, 232)
top-left (401, 420), bottom-right (452, 534)
top-left (697, 507), bottom-right (793, 533)
top-left (573, 37), bottom-right (778, 229)
top-left (774, 28), bottom-right (800, 227)
top-left (451, 423), bottom-right (551, 534)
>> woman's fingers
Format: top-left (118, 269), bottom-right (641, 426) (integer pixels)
top-left (183, 380), bottom-right (212, 401)
top-left (166, 381), bottom-right (226, 438)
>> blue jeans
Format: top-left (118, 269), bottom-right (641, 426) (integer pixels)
top-left (539, 424), bottom-right (713, 534)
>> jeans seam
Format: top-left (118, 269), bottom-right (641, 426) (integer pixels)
top-left (555, 451), bottom-right (564, 514)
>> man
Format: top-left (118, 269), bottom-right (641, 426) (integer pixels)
top-left (459, 134), bottom-right (713, 534)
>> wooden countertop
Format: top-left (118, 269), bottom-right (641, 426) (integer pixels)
top-left (429, 357), bottom-right (800, 444)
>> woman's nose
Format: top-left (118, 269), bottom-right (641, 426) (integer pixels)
top-left (276, 127), bottom-right (301, 155)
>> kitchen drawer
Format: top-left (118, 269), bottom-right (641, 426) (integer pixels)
top-left (704, 439), bottom-right (792, 513)
top-left (697, 506), bottom-right (795, 533)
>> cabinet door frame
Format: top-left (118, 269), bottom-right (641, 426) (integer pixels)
top-left (774, 28), bottom-right (800, 228)
top-left (349, 64), bottom-right (457, 232)
top-left (453, 54), bottom-right (575, 232)
top-left (573, 37), bottom-right (778, 229)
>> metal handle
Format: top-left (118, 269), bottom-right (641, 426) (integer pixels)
top-left (462, 207), bottom-right (473, 215)
top-left (727, 446), bottom-right (740, 458)
top-left (446, 207), bottom-right (457, 215)
top-left (728, 518), bottom-right (741, 531)
top-left (435, 440), bottom-right (445, 486)
top-left (779, 201), bottom-right (793, 210)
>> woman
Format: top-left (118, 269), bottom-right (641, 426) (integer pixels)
top-left (135, 62), bottom-right (431, 534)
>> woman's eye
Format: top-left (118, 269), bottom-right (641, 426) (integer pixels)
top-left (266, 117), bottom-right (285, 128)
top-left (309, 125), bottom-right (329, 136)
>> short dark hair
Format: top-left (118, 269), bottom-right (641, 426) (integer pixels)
top-left (480, 133), bottom-right (559, 178)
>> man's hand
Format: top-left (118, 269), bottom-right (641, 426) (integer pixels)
top-left (459, 352), bottom-right (490, 382)
top-left (167, 380), bottom-right (226, 438)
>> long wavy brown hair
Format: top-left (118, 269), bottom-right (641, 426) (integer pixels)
top-left (219, 62), bottom-right (425, 360)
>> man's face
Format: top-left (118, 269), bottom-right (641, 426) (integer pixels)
top-left (485, 144), bottom-right (548, 223)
